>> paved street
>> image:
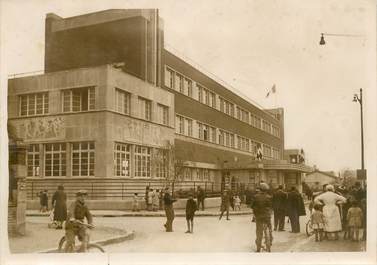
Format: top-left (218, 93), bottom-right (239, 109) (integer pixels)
top-left (26, 214), bottom-right (365, 253)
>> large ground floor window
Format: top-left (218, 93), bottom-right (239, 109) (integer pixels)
top-left (135, 145), bottom-right (151, 178)
top-left (114, 143), bottom-right (131, 177)
top-left (27, 144), bottom-right (40, 177)
top-left (26, 141), bottom-right (94, 177)
top-left (45, 143), bottom-right (66, 177)
top-left (72, 142), bottom-right (95, 177)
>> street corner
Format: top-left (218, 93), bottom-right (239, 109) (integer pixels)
top-left (8, 221), bottom-right (135, 254)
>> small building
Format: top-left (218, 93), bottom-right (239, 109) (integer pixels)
top-left (304, 170), bottom-right (339, 190)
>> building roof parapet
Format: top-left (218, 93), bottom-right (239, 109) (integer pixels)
top-left (48, 9), bottom-right (158, 32)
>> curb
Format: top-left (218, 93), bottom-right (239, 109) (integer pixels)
top-left (28, 210), bottom-right (253, 218)
top-left (40, 230), bottom-right (135, 253)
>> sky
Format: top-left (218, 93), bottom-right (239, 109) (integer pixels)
top-left (0, 0), bottom-right (376, 173)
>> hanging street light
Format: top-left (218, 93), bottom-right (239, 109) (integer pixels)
top-left (319, 32), bottom-right (364, 45)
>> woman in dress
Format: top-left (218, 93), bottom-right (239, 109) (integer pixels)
top-left (314, 184), bottom-right (346, 240)
top-left (51, 185), bottom-right (67, 229)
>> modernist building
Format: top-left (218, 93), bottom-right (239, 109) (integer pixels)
top-left (8, 9), bottom-right (311, 201)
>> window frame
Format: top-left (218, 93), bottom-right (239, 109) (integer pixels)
top-left (71, 141), bottom-right (95, 177)
top-left (19, 92), bottom-right (49, 116)
top-left (115, 88), bottom-right (131, 115)
top-left (61, 86), bottom-right (95, 113)
top-left (44, 143), bottom-right (66, 177)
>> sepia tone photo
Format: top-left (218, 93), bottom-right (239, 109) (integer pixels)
top-left (1, 1), bottom-right (376, 264)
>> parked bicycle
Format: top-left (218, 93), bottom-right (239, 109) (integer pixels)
top-left (58, 220), bottom-right (105, 253)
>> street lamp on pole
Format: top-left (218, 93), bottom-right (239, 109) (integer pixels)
top-left (319, 32), bottom-right (364, 45)
top-left (319, 32), bottom-right (367, 183)
top-left (353, 89), bottom-right (365, 175)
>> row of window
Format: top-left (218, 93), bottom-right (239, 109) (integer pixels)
top-left (164, 66), bottom-right (280, 138)
top-left (27, 142), bottom-right (168, 178)
top-left (177, 167), bottom-right (214, 182)
top-left (175, 114), bottom-right (281, 159)
top-left (27, 142), bottom-right (94, 177)
top-left (19, 87), bottom-right (170, 126)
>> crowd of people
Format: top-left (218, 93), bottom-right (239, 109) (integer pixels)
top-left (309, 182), bottom-right (367, 242)
top-left (40, 180), bottom-right (366, 252)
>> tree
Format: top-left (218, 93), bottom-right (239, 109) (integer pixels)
top-left (164, 142), bottom-right (193, 194)
top-left (340, 168), bottom-right (357, 188)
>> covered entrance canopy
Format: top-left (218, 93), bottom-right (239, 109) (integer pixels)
top-left (221, 159), bottom-right (313, 193)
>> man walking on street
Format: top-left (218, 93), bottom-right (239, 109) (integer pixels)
top-left (219, 190), bottom-right (231, 220)
top-left (196, 186), bottom-right (206, 211)
top-left (272, 185), bottom-right (287, 231)
top-left (250, 183), bottom-right (273, 252)
top-left (163, 187), bottom-right (176, 232)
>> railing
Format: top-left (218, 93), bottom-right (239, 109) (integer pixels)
top-left (26, 178), bottom-right (223, 201)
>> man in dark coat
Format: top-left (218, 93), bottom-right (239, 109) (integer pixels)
top-left (272, 185), bottom-right (287, 231)
top-left (219, 190), bottom-right (231, 220)
top-left (185, 193), bottom-right (197, 233)
top-left (52, 185), bottom-right (67, 229)
top-left (196, 186), bottom-right (206, 211)
top-left (250, 183), bottom-right (273, 252)
top-left (286, 186), bottom-right (306, 233)
top-left (163, 187), bottom-right (176, 232)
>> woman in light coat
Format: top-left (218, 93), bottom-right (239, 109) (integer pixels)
top-left (314, 184), bottom-right (346, 240)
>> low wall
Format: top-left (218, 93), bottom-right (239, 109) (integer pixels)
top-left (27, 197), bottom-right (221, 211)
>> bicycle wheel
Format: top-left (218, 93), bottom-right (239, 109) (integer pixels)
top-left (87, 243), bottom-right (105, 253)
top-left (58, 236), bottom-right (75, 253)
top-left (306, 220), bottom-right (314, 237)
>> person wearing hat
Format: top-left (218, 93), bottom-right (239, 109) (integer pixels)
top-left (163, 187), bottom-right (176, 232)
top-left (51, 185), bottom-right (67, 229)
top-left (65, 190), bottom-right (93, 252)
top-left (314, 184), bottom-right (346, 240)
top-left (250, 182), bottom-right (273, 252)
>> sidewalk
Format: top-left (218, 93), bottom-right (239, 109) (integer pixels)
top-left (27, 206), bottom-right (253, 218)
top-left (8, 221), bottom-right (134, 253)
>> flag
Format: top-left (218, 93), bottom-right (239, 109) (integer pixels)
top-left (265, 84), bottom-right (276, 98)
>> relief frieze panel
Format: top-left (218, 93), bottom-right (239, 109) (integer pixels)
top-left (16, 117), bottom-right (65, 141)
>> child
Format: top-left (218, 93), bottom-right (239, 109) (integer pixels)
top-left (37, 190), bottom-right (49, 212)
top-left (147, 189), bottom-right (154, 211)
top-left (132, 193), bottom-right (139, 212)
top-left (185, 194), bottom-right (197, 233)
top-left (234, 195), bottom-right (241, 211)
top-left (311, 204), bottom-right (325, 242)
top-left (152, 189), bottom-right (159, 211)
top-left (347, 201), bottom-right (363, 241)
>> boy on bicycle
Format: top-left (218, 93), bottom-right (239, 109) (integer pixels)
top-left (250, 183), bottom-right (273, 252)
top-left (65, 190), bottom-right (93, 252)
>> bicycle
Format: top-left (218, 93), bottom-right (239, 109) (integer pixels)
top-left (306, 219), bottom-right (314, 237)
top-left (57, 220), bottom-right (105, 253)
